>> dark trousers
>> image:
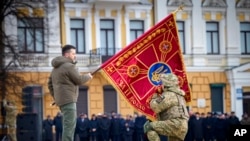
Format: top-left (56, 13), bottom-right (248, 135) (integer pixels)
top-left (55, 131), bottom-right (62, 141)
top-left (112, 135), bottom-right (121, 141)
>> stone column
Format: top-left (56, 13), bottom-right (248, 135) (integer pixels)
top-left (47, 0), bottom-right (61, 54)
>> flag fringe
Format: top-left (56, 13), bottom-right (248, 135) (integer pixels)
top-left (172, 6), bottom-right (192, 104)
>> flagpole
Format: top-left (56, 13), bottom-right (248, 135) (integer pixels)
top-left (91, 67), bottom-right (101, 75)
top-left (172, 5), bottom-right (184, 15)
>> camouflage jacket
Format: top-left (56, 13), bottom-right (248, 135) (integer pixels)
top-left (3, 100), bottom-right (17, 127)
top-left (150, 87), bottom-right (189, 121)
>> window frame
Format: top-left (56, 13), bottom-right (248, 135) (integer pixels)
top-left (18, 18), bottom-right (44, 53)
top-left (206, 22), bottom-right (220, 54)
top-left (70, 19), bottom-right (86, 54)
top-left (240, 22), bottom-right (250, 55)
top-left (100, 19), bottom-right (116, 56)
top-left (177, 21), bottom-right (185, 54)
top-left (129, 20), bottom-right (144, 42)
top-left (210, 84), bottom-right (225, 113)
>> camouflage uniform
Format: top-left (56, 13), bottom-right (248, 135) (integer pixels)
top-left (144, 73), bottom-right (189, 141)
top-left (3, 99), bottom-right (17, 141)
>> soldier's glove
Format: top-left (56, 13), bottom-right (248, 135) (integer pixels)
top-left (143, 120), bottom-right (152, 133)
top-left (151, 93), bottom-right (158, 99)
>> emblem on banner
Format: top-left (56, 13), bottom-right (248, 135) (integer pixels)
top-left (148, 62), bottom-right (172, 86)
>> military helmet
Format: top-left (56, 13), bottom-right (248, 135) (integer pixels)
top-left (160, 73), bottom-right (179, 87)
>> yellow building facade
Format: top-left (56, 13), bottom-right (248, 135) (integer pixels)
top-left (1, 1), bottom-right (250, 136)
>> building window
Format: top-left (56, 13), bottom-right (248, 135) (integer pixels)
top-left (240, 22), bottom-right (250, 54)
top-left (70, 19), bottom-right (86, 53)
top-left (18, 18), bottom-right (44, 53)
top-left (100, 19), bottom-right (115, 56)
top-left (130, 20), bottom-right (144, 42)
top-left (177, 21), bottom-right (185, 54)
top-left (210, 84), bottom-right (224, 113)
top-left (103, 85), bottom-right (117, 113)
top-left (206, 22), bottom-right (219, 54)
top-left (77, 86), bottom-right (88, 115)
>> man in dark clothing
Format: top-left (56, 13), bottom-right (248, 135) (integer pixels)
top-left (89, 114), bottom-right (99, 141)
top-left (76, 113), bottom-right (90, 141)
top-left (226, 111), bottom-right (240, 141)
top-left (184, 111), bottom-right (195, 141)
top-left (192, 112), bottom-right (203, 141)
top-left (122, 114), bottom-right (134, 141)
top-left (203, 112), bottom-right (215, 141)
top-left (134, 113), bottom-right (147, 141)
top-left (228, 111), bottom-right (240, 126)
top-left (98, 113), bottom-right (111, 141)
top-left (214, 113), bottom-right (227, 141)
top-left (110, 114), bottom-right (122, 141)
top-left (43, 115), bottom-right (54, 141)
top-left (54, 112), bottom-right (63, 141)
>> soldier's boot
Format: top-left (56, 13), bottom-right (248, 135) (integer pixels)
top-left (147, 130), bottom-right (160, 141)
top-left (168, 136), bottom-right (182, 141)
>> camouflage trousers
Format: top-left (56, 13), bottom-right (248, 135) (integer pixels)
top-left (146, 119), bottom-right (188, 141)
top-left (7, 127), bottom-right (17, 141)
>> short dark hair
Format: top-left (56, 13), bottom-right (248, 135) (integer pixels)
top-left (62, 44), bottom-right (76, 55)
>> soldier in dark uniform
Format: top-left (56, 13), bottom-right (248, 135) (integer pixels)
top-left (144, 73), bottom-right (189, 141)
top-left (134, 113), bottom-right (147, 141)
top-left (76, 113), bottom-right (90, 141)
top-left (98, 113), bottom-right (111, 141)
top-left (110, 113), bottom-right (122, 141)
top-left (3, 98), bottom-right (17, 141)
top-left (43, 115), bottom-right (54, 141)
top-left (122, 114), bottom-right (134, 141)
top-left (89, 114), bottom-right (99, 141)
top-left (53, 112), bottom-right (63, 141)
top-left (203, 112), bottom-right (215, 141)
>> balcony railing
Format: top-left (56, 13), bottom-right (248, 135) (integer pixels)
top-left (4, 53), bottom-right (102, 68)
top-left (90, 47), bottom-right (122, 56)
top-left (87, 0), bottom-right (141, 3)
top-left (3, 48), bottom-right (122, 69)
top-left (5, 50), bottom-right (249, 70)
top-left (90, 47), bottom-right (122, 63)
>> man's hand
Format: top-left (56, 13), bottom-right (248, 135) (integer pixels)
top-left (88, 73), bottom-right (93, 79)
top-left (3, 98), bottom-right (7, 106)
top-left (144, 120), bottom-right (152, 133)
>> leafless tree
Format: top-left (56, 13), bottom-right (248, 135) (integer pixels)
top-left (0, 0), bottom-right (54, 128)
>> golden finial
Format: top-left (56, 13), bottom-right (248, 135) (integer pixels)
top-left (173, 5), bottom-right (184, 15)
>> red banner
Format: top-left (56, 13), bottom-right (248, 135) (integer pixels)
top-left (100, 13), bottom-right (191, 120)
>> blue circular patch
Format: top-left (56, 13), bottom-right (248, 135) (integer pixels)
top-left (148, 62), bottom-right (172, 86)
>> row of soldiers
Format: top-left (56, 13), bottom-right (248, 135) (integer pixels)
top-left (43, 110), bottom-right (250, 141)
top-left (43, 112), bottom-right (156, 141)
top-left (184, 111), bottom-right (250, 141)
